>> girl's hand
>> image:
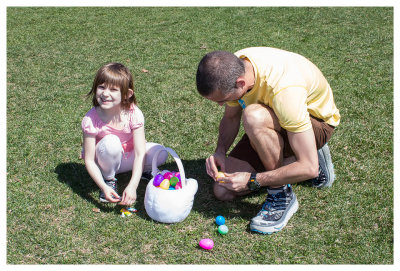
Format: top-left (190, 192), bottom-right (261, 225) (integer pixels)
top-left (103, 186), bottom-right (121, 203)
top-left (119, 186), bottom-right (137, 206)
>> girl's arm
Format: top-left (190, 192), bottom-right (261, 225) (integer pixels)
top-left (83, 134), bottom-right (121, 202)
top-left (120, 126), bottom-right (146, 205)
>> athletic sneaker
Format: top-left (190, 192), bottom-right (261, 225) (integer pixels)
top-left (311, 143), bottom-right (335, 189)
top-left (250, 184), bottom-right (299, 234)
top-left (99, 178), bottom-right (118, 203)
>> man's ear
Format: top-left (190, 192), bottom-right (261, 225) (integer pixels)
top-left (236, 77), bottom-right (246, 90)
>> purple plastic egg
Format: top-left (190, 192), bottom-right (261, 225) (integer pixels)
top-left (173, 172), bottom-right (181, 181)
top-left (153, 174), bottom-right (164, 186)
top-left (199, 238), bottom-right (214, 250)
top-left (163, 172), bottom-right (173, 180)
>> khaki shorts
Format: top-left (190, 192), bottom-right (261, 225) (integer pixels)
top-left (228, 115), bottom-right (335, 172)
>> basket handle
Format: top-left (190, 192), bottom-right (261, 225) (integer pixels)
top-left (151, 147), bottom-right (187, 187)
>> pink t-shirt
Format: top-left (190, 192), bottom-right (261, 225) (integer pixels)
top-left (81, 104), bottom-right (144, 154)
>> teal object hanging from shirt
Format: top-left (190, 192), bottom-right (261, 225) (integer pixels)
top-left (238, 99), bottom-right (246, 109)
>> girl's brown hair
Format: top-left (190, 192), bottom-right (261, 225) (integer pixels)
top-left (87, 63), bottom-right (137, 110)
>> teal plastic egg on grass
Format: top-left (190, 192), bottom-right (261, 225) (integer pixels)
top-left (218, 225), bottom-right (229, 235)
top-left (216, 215), bottom-right (225, 226)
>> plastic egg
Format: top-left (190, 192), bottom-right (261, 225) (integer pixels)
top-left (218, 225), bottom-right (229, 235)
top-left (163, 172), bottom-right (173, 180)
top-left (168, 187), bottom-right (175, 190)
top-left (173, 172), bottom-right (181, 181)
top-left (169, 176), bottom-right (179, 186)
top-left (124, 211), bottom-right (132, 216)
top-left (216, 171), bottom-right (225, 179)
top-left (216, 172), bottom-right (226, 183)
top-left (153, 174), bottom-right (164, 186)
top-left (175, 181), bottom-right (182, 190)
top-left (127, 207), bottom-right (137, 213)
top-left (216, 215), bottom-right (225, 226)
top-left (199, 238), bottom-right (214, 250)
top-left (159, 179), bottom-right (170, 190)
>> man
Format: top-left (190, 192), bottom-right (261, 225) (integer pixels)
top-left (196, 47), bottom-right (340, 234)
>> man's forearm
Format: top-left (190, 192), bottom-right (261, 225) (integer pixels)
top-left (215, 115), bottom-right (240, 155)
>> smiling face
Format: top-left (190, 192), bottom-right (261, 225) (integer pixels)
top-left (88, 63), bottom-right (136, 110)
top-left (95, 83), bottom-right (122, 111)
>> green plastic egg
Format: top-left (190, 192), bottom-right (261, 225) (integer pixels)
top-left (169, 176), bottom-right (179, 186)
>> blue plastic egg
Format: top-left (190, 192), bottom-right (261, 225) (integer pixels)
top-left (216, 215), bottom-right (225, 226)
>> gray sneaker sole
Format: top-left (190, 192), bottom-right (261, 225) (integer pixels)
top-left (315, 144), bottom-right (335, 188)
top-left (249, 194), bottom-right (299, 234)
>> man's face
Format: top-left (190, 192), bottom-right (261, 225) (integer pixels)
top-left (205, 87), bottom-right (247, 106)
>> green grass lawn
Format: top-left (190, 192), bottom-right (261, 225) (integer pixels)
top-left (6, 7), bottom-right (393, 264)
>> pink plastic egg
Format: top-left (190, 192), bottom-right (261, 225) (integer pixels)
top-left (163, 172), bottom-right (173, 180)
top-left (175, 181), bottom-right (182, 190)
top-left (153, 174), bottom-right (164, 186)
top-left (199, 238), bottom-right (214, 250)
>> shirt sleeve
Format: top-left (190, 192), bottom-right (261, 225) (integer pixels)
top-left (81, 115), bottom-right (98, 136)
top-left (130, 105), bottom-right (145, 130)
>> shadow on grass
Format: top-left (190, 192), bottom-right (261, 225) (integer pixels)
top-left (54, 159), bottom-right (265, 221)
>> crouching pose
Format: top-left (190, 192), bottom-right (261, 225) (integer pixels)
top-left (196, 47), bottom-right (340, 234)
top-left (82, 62), bottom-right (167, 206)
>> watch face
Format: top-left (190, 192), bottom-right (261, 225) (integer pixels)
top-left (248, 173), bottom-right (260, 191)
top-left (248, 179), bottom-right (260, 191)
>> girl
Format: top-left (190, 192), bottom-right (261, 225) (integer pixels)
top-left (82, 63), bottom-right (167, 205)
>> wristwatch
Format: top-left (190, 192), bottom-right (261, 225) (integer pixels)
top-left (247, 173), bottom-right (261, 191)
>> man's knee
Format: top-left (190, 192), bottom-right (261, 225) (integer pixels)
top-left (242, 104), bottom-right (280, 133)
top-left (213, 183), bottom-right (236, 201)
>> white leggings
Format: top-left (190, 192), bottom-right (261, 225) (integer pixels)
top-left (95, 134), bottom-right (168, 180)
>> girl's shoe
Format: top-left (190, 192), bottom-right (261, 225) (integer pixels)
top-left (99, 178), bottom-right (118, 203)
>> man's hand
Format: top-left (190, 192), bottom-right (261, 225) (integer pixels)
top-left (217, 172), bottom-right (251, 192)
top-left (205, 152), bottom-right (227, 180)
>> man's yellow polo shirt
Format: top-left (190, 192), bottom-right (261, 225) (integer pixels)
top-left (226, 47), bottom-right (340, 133)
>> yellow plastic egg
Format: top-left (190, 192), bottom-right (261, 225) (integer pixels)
top-left (159, 179), bottom-right (170, 190)
top-left (216, 171), bottom-right (226, 183)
